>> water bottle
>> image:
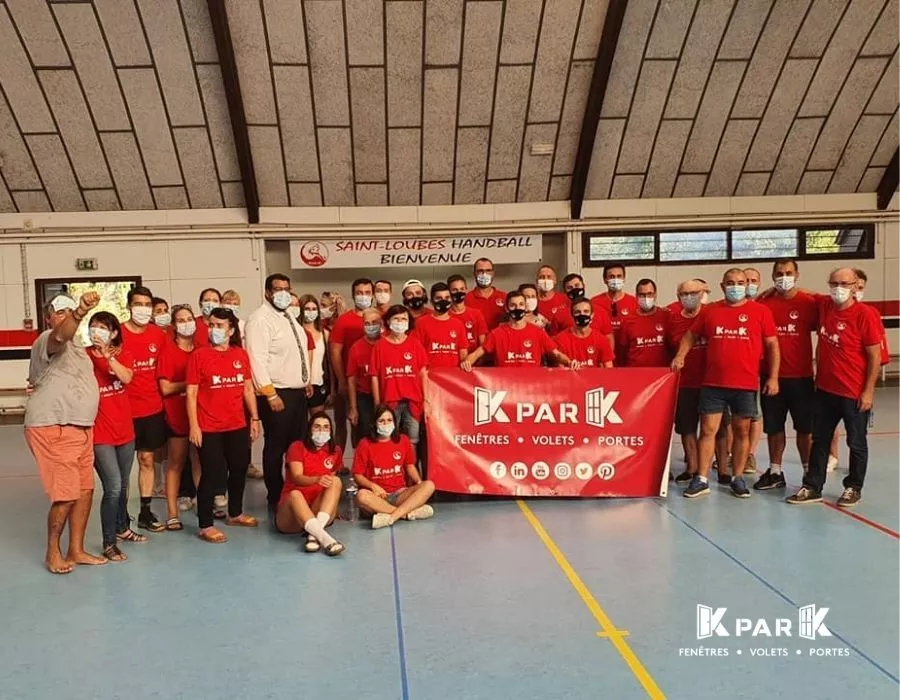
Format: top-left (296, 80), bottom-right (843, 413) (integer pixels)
top-left (868, 410), bottom-right (875, 429)
top-left (344, 476), bottom-right (359, 522)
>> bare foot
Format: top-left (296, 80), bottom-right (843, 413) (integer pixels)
top-left (67, 550), bottom-right (108, 566)
top-left (46, 555), bottom-right (74, 575)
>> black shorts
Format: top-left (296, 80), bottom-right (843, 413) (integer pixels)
top-left (674, 388), bottom-right (701, 435)
top-left (761, 376), bottom-right (815, 435)
top-left (133, 411), bottom-right (167, 452)
top-left (699, 387), bottom-right (758, 418)
top-left (307, 384), bottom-right (330, 409)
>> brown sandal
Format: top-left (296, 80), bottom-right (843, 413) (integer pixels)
top-left (104, 544), bottom-right (128, 562)
top-left (226, 514), bottom-right (259, 527)
top-left (197, 528), bottom-right (228, 543)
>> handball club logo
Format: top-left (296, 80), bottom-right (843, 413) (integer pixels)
top-left (299, 241), bottom-right (329, 267)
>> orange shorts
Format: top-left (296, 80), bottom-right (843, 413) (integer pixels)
top-left (25, 425), bottom-right (94, 502)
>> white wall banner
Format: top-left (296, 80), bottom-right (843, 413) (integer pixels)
top-left (289, 235), bottom-right (542, 269)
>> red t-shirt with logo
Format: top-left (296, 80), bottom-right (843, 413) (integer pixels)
top-left (451, 306), bottom-right (488, 352)
top-left (157, 341), bottom-right (193, 435)
top-left (346, 337), bottom-right (378, 395)
top-left (536, 292), bottom-right (569, 335)
top-left (412, 314), bottom-right (467, 368)
top-left (279, 441), bottom-right (343, 504)
top-left (352, 435), bottom-right (416, 493)
top-left (331, 310), bottom-right (366, 371)
top-left (549, 297), bottom-right (615, 337)
top-left (89, 350), bottom-right (135, 446)
top-left (619, 308), bottom-right (672, 367)
top-left (667, 309), bottom-right (707, 389)
top-left (483, 323), bottom-right (557, 367)
top-left (592, 293), bottom-right (639, 365)
top-left (552, 328), bottom-right (614, 366)
top-left (758, 292), bottom-right (818, 378)
top-left (466, 288), bottom-right (507, 329)
top-left (368, 335), bottom-right (428, 416)
top-left (691, 301), bottom-right (777, 391)
top-left (194, 316), bottom-right (210, 347)
top-left (186, 345), bottom-right (250, 433)
top-left (815, 299), bottom-right (883, 399)
top-left (121, 323), bottom-right (165, 418)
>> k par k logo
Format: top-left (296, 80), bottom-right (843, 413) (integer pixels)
top-left (473, 387), bottom-right (623, 427)
top-left (696, 604), bottom-right (832, 640)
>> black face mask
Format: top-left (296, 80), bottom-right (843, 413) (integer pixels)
top-left (450, 291), bottom-right (466, 304)
top-left (433, 300), bottom-right (452, 314)
top-left (405, 297), bottom-right (426, 310)
top-left (567, 287), bottom-right (586, 301)
top-left (574, 314), bottom-right (592, 328)
top-left (508, 308), bottom-right (526, 321)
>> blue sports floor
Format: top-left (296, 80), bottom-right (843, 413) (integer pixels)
top-left (1, 388), bottom-right (897, 699)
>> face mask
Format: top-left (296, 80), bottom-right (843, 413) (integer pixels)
top-left (364, 323), bottom-right (382, 339)
top-left (377, 423), bottom-right (395, 437)
top-left (566, 287), bottom-right (585, 301)
top-left (374, 292), bottom-right (391, 306)
top-left (830, 287), bottom-right (852, 304)
top-left (209, 327), bottom-right (228, 346)
top-left (725, 285), bottom-right (746, 303)
top-left (355, 295), bottom-right (372, 310)
top-left (475, 273), bottom-right (493, 288)
top-left (574, 314), bottom-right (591, 328)
top-left (223, 304), bottom-right (240, 317)
top-left (405, 297), bottom-right (426, 310)
top-left (287, 306), bottom-right (301, 320)
top-left (700, 292), bottom-right (710, 305)
top-left (774, 276), bottom-right (795, 293)
top-left (537, 279), bottom-right (555, 293)
top-left (153, 313), bottom-right (171, 327)
top-left (854, 290), bottom-right (864, 302)
top-left (271, 290), bottom-right (292, 310)
top-left (303, 309), bottom-right (319, 323)
top-left (638, 297), bottom-right (656, 312)
top-left (90, 327), bottom-right (111, 345)
top-left (311, 431), bottom-right (330, 447)
top-left (746, 284), bottom-right (759, 299)
top-left (508, 308), bottom-right (526, 321)
top-left (389, 320), bottom-right (408, 334)
top-left (450, 291), bottom-right (466, 304)
top-left (680, 294), bottom-right (700, 311)
top-left (131, 307), bottom-right (152, 325)
top-left (607, 278), bottom-right (624, 292)
top-left (201, 301), bottom-right (218, 317)
top-left (525, 298), bottom-right (538, 312)
top-left (319, 306), bottom-right (334, 320)
top-left (176, 321), bottom-right (196, 337)
top-left (433, 300), bottom-right (452, 314)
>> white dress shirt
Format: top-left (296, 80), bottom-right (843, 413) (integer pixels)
top-left (245, 302), bottom-right (311, 392)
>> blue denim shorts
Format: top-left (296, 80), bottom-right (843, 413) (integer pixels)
top-left (699, 387), bottom-right (758, 418)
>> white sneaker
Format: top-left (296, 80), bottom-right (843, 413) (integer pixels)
top-left (214, 494), bottom-right (227, 509)
top-left (407, 505), bottom-right (434, 521)
top-left (372, 513), bottom-right (392, 529)
top-left (177, 497), bottom-right (194, 512)
top-left (826, 456), bottom-right (838, 473)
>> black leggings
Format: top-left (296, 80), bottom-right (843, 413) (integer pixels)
top-left (197, 427), bottom-right (250, 528)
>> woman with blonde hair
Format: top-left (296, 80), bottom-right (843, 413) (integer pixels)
top-left (299, 294), bottom-right (332, 415)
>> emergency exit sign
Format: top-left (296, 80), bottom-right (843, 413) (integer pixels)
top-left (76, 258), bottom-right (98, 271)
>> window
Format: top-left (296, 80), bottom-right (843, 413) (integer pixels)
top-left (36, 277), bottom-right (141, 344)
top-left (659, 231), bottom-right (727, 262)
top-left (803, 227), bottom-right (872, 257)
top-left (586, 234), bottom-right (654, 264)
top-left (731, 229), bottom-right (799, 259)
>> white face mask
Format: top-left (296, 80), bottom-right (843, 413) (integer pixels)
top-left (287, 306), bottom-right (301, 320)
top-left (607, 278), bottom-right (624, 292)
top-left (223, 304), bottom-right (240, 317)
top-left (153, 313), bottom-right (171, 327)
top-left (319, 306), bottom-right (334, 320)
top-left (375, 292), bottom-right (391, 306)
top-left (176, 321), bottom-right (196, 337)
top-left (131, 307), bottom-right (152, 325)
top-left (389, 320), bottom-right (409, 335)
top-left (830, 286), bottom-right (852, 305)
top-left (355, 295), bottom-right (373, 310)
top-left (854, 290), bottom-right (865, 302)
top-left (774, 276), bottom-right (795, 293)
top-left (89, 327), bottom-right (111, 345)
top-left (303, 309), bottom-right (319, 323)
top-left (638, 297), bottom-right (656, 312)
top-left (272, 290), bottom-right (292, 310)
top-left (525, 298), bottom-right (538, 312)
top-left (200, 301), bottom-right (218, 317)
top-left (536, 279), bottom-right (555, 293)
top-left (377, 422), bottom-right (395, 437)
top-left (311, 431), bottom-right (330, 447)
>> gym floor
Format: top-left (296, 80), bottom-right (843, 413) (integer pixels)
top-left (0, 387), bottom-right (897, 700)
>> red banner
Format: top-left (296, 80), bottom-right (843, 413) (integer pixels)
top-left (425, 367), bottom-right (678, 497)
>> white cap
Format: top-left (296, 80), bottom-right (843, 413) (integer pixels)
top-left (50, 295), bottom-right (77, 313)
top-left (402, 279), bottom-right (425, 293)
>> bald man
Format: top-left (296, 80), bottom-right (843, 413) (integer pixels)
top-left (787, 268), bottom-right (882, 507)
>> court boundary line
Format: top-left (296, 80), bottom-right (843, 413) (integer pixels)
top-left (656, 501), bottom-right (899, 685)
top-left (820, 502), bottom-right (900, 539)
top-left (390, 528), bottom-right (411, 700)
top-left (517, 500), bottom-right (666, 700)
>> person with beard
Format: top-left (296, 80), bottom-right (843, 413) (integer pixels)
top-left (412, 283), bottom-right (468, 368)
top-left (401, 279), bottom-right (432, 326)
top-left (447, 274), bottom-right (488, 354)
top-left (553, 298), bottom-right (614, 368)
top-left (465, 258), bottom-right (507, 330)
top-left (561, 273), bottom-right (614, 348)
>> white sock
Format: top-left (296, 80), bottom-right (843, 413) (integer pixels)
top-left (770, 463), bottom-right (782, 474)
top-left (303, 518), bottom-right (336, 548)
top-left (316, 511), bottom-right (330, 527)
top-left (697, 475), bottom-right (708, 484)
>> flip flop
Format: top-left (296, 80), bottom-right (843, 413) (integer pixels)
top-left (226, 514), bottom-right (259, 527)
top-left (165, 518), bottom-right (183, 531)
top-left (197, 529), bottom-right (228, 544)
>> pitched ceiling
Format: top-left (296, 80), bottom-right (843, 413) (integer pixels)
top-left (0, 0), bottom-right (896, 214)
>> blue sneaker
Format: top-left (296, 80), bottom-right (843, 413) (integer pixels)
top-left (684, 476), bottom-right (710, 498)
top-left (731, 477), bottom-right (751, 498)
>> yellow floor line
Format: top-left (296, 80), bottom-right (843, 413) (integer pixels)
top-left (518, 500), bottom-right (666, 700)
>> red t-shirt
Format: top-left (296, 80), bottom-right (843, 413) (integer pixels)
top-left (121, 323), bottom-right (165, 418)
top-left (667, 309), bottom-right (707, 389)
top-left (862, 302), bottom-right (891, 365)
top-left (552, 328), bottom-right (614, 366)
top-left (89, 350), bottom-right (135, 446)
top-left (619, 308), bottom-right (672, 368)
top-left (536, 292), bottom-right (570, 335)
top-left (186, 345), bottom-right (250, 433)
top-left (691, 301), bottom-right (777, 391)
top-left (412, 314), bottom-right (467, 368)
top-left (330, 310), bottom-right (366, 371)
top-left (194, 316), bottom-right (210, 347)
top-left (451, 306), bottom-right (488, 352)
top-left (346, 337), bottom-right (377, 395)
top-left (368, 335), bottom-right (428, 416)
top-left (758, 292), bottom-right (818, 378)
top-left (280, 441), bottom-right (343, 503)
top-left (592, 293), bottom-right (639, 365)
top-left (352, 435), bottom-right (416, 493)
top-left (815, 299), bottom-right (883, 399)
top-left (483, 323), bottom-right (558, 367)
top-left (465, 288), bottom-right (507, 329)
top-left (157, 341), bottom-right (193, 435)
top-left (666, 300), bottom-right (681, 314)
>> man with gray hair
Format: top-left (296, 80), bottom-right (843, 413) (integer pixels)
top-left (25, 291), bottom-right (105, 574)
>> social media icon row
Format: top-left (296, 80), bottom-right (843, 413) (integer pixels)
top-left (487, 461), bottom-right (616, 481)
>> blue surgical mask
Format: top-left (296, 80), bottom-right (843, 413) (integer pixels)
top-left (355, 295), bottom-right (372, 310)
top-left (607, 278), bottom-right (624, 292)
top-left (311, 431), bottom-right (330, 447)
top-left (201, 301), bottom-right (218, 317)
top-left (90, 327), bottom-right (110, 345)
top-left (364, 323), bottom-right (382, 339)
top-left (680, 293), bottom-right (700, 311)
top-left (377, 422), bottom-right (395, 437)
top-left (272, 290), bottom-right (292, 310)
top-left (176, 321), bottom-right (196, 337)
top-left (223, 304), bottom-right (240, 317)
top-left (154, 313), bottom-right (171, 327)
top-left (725, 285), bottom-right (747, 303)
top-left (746, 284), bottom-right (759, 299)
top-left (475, 273), bottom-right (493, 288)
top-left (209, 327), bottom-right (228, 346)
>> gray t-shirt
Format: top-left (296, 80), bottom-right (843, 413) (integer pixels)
top-left (24, 330), bottom-right (99, 428)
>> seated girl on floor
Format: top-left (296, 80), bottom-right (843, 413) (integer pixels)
top-left (275, 413), bottom-right (345, 556)
top-left (352, 404), bottom-right (435, 530)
